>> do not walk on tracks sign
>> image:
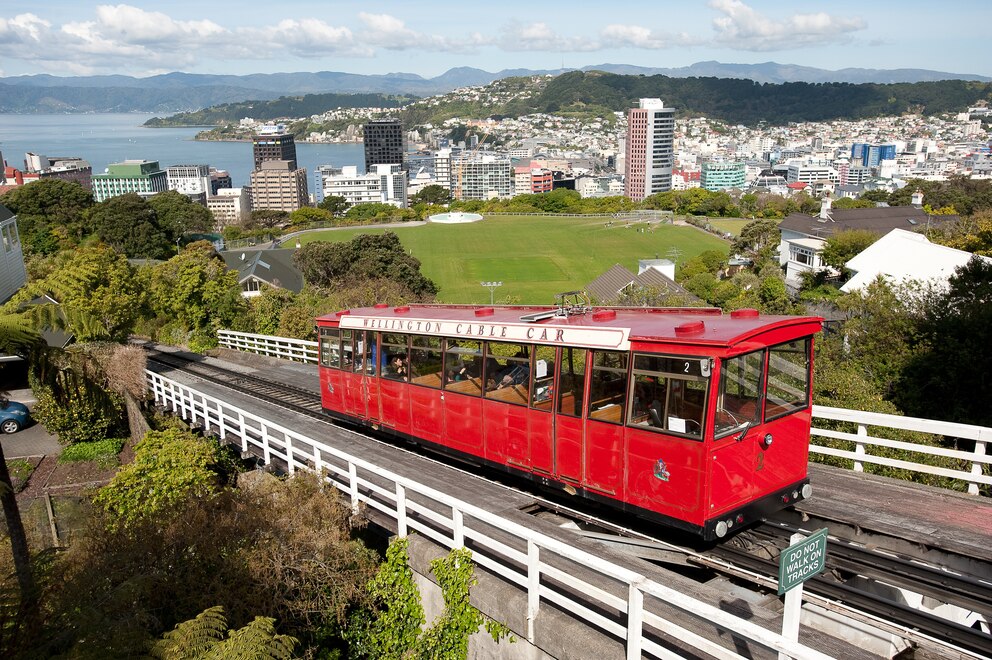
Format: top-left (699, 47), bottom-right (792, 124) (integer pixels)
top-left (778, 527), bottom-right (829, 595)
top-left (777, 529), bottom-right (829, 659)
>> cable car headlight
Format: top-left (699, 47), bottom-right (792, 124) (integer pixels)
top-left (801, 484), bottom-right (812, 499)
top-left (715, 520), bottom-right (728, 538)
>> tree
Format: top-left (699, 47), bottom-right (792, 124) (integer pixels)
top-left (344, 202), bottom-right (407, 221)
top-left (410, 185), bottom-right (451, 206)
top-left (12, 244), bottom-right (146, 342)
top-left (294, 232), bottom-right (438, 298)
top-left (248, 209), bottom-right (289, 229)
top-left (896, 257), bottom-right (992, 425)
top-left (318, 195), bottom-right (350, 216)
top-left (831, 197), bottom-right (876, 209)
top-left (0, 179), bottom-right (93, 254)
top-left (146, 242), bottom-right (246, 350)
top-left (147, 191), bottom-right (213, 240)
top-left (85, 193), bottom-right (173, 259)
top-left (930, 210), bottom-right (992, 256)
top-left (289, 207), bottom-right (334, 226)
top-left (820, 229), bottom-right (879, 273)
top-left (731, 219), bottom-right (780, 266)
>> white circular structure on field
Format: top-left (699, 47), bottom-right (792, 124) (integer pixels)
top-left (428, 212), bottom-right (484, 224)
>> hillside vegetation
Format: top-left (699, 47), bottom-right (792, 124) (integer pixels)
top-left (145, 92), bottom-right (415, 127)
top-left (145, 72), bottom-right (992, 131)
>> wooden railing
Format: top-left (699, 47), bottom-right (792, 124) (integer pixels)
top-left (217, 330), bottom-right (317, 364)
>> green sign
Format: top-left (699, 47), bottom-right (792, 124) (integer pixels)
top-left (778, 528), bottom-right (828, 595)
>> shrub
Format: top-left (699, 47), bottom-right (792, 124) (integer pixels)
top-left (93, 428), bottom-right (224, 527)
top-left (32, 382), bottom-right (125, 446)
top-left (59, 437), bottom-right (126, 469)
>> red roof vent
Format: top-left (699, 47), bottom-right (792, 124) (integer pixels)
top-left (592, 309), bottom-right (616, 322)
top-left (731, 308), bottom-right (760, 319)
top-left (674, 320), bottom-right (705, 336)
top-left (335, 309), bottom-right (351, 317)
top-left (373, 303), bottom-right (389, 309)
top-left (475, 307), bottom-right (494, 317)
top-left (394, 306), bottom-right (410, 314)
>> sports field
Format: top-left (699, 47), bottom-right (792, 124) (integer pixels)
top-left (294, 215), bottom-right (730, 303)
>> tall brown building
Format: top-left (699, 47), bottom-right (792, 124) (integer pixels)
top-left (249, 160), bottom-right (309, 212)
top-left (252, 126), bottom-right (298, 171)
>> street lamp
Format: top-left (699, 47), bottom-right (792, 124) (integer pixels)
top-left (480, 281), bottom-right (502, 305)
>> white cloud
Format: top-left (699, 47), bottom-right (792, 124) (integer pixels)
top-left (600, 24), bottom-right (701, 50)
top-left (498, 22), bottom-right (601, 53)
top-left (0, 13), bottom-right (51, 46)
top-left (709, 0), bottom-right (866, 51)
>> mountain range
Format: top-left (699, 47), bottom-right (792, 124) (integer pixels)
top-left (2, 61), bottom-right (990, 114)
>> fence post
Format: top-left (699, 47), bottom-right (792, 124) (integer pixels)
top-left (970, 435), bottom-right (988, 496)
top-left (313, 444), bottom-right (323, 478)
top-left (238, 411), bottom-right (248, 453)
top-left (349, 463), bottom-right (359, 514)
top-left (285, 435), bottom-right (295, 475)
top-left (527, 540), bottom-right (540, 643)
top-left (261, 424), bottom-right (271, 465)
top-left (626, 583), bottom-right (644, 660)
top-left (217, 401), bottom-right (226, 440)
top-left (854, 423), bottom-right (867, 472)
top-left (396, 484), bottom-right (407, 537)
top-left (452, 508), bottom-right (464, 548)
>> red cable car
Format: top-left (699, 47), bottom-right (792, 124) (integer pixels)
top-left (316, 296), bottom-right (823, 540)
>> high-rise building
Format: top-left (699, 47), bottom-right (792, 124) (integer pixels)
top-left (248, 160), bottom-right (309, 212)
top-left (23, 153), bottom-right (92, 189)
top-left (252, 125), bottom-right (297, 171)
top-left (364, 118), bottom-right (406, 172)
top-left (851, 143), bottom-right (897, 168)
top-left (91, 160), bottom-right (168, 202)
top-left (624, 98), bottom-right (675, 202)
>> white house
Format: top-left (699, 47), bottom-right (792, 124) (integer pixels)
top-left (840, 228), bottom-right (989, 294)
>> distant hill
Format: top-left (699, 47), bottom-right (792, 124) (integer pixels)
top-left (2, 61), bottom-right (989, 114)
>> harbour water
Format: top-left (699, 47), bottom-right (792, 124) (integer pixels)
top-left (0, 113), bottom-right (365, 189)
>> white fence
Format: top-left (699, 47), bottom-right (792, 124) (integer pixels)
top-left (147, 369), bottom-right (831, 660)
top-left (217, 330), bottom-right (317, 364)
top-left (214, 331), bottom-right (992, 496)
top-left (810, 406), bottom-right (991, 496)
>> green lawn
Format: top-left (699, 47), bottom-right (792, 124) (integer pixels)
top-left (294, 215), bottom-right (729, 303)
top-left (707, 218), bottom-right (754, 237)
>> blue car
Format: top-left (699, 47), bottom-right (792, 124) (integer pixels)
top-left (0, 400), bottom-right (30, 434)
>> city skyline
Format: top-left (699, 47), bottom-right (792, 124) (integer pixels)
top-left (1, 1), bottom-right (990, 79)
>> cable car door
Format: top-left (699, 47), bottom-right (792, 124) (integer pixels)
top-left (340, 329), bottom-right (367, 419)
top-left (553, 348), bottom-right (587, 484)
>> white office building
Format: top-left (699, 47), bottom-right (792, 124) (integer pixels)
top-left (206, 187), bottom-right (251, 228)
top-left (322, 164), bottom-right (408, 208)
top-left (167, 164), bottom-right (212, 197)
top-left (450, 154), bottom-right (512, 201)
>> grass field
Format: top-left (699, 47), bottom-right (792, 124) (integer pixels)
top-left (294, 215), bottom-right (729, 303)
top-left (707, 218), bottom-right (753, 237)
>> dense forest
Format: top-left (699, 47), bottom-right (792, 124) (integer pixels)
top-left (403, 71), bottom-right (992, 126)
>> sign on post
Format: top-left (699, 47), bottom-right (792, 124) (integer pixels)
top-left (778, 528), bottom-right (828, 594)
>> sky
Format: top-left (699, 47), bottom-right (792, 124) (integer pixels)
top-left (0, 1), bottom-right (990, 79)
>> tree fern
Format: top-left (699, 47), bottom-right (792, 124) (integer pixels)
top-left (150, 605), bottom-right (227, 659)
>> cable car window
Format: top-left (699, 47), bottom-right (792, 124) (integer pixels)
top-left (319, 327), bottom-right (340, 368)
top-left (627, 353), bottom-right (708, 440)
top-left (443, 339), bottom-right (483, 397)
top-left (409, 335), bottom-right (442, 389)
top-left (557, 347), bottom-right (587, 417)
top-left (340, 329), bottom-right (355, 371)
top-left (588, 351), bottom-right (629, 424)
top-left (381, 334), bottom-right (410, 381)
top-left (484, 342), bottom-right (530, 406)
top-left (530, 345), bottom-right (556, 412)
top-left (765, 338), bottom-right (811, 421)
top-left (352, 331), bottom-right (380, 376)
top-left (715, 350), bottom-right (764, 438)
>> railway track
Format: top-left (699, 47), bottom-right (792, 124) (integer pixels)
top-left (146, 346), bottom-right (992, 658)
